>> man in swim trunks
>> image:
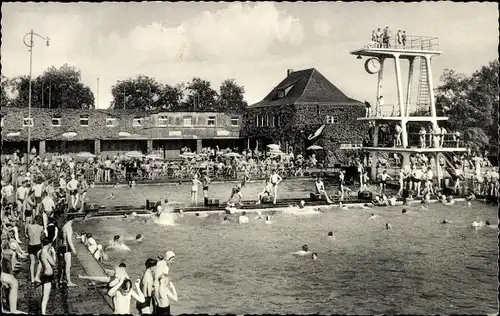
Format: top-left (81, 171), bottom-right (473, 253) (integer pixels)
top-left (58, 215), bottom-right (77, 287)
top-left (108, 278), bottom-right (145, 314)
top-left (78, 174), bottom-right (89, 212)
top-left (269, 170), bottom-right (282, 204)
top-left (66, 174), bottom-right (79, 211)
top-left (27, 215), bottom-right (44, 283)
top-left (201, 173), bottom-right (211, 199)
top-left (377, 170), bottom-right (392, 195)
top-left (38, 236), bottom-right (56, 314)
top-left (32, 179), bottom-right (45, 216)
top-left (315, 177), bottom-right (333, 203)
top-left (137, 258), bottom-right (157, 315)
top-left (16, 180), bottom-right (29, 221)
top-left (155, 274), bottom-right (178, 316)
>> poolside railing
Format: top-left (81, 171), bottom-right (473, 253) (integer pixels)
top-left (364, 35), bottom-right (440, 51)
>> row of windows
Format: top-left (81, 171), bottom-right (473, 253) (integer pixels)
top-left (339, 143), bottom-right (362, 149)
top-left (254, 115), bottom-right (339, 127)
top-left (1, 116), bottom-right (239, 128)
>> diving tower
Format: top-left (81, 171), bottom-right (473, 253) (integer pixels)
top-left (351, 35), bottom-right (467, 181)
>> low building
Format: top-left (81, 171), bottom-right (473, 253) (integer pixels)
top-left (242, 68), bottom-right (368, 154)
top-left (0, 107), bottom-right (242, 159)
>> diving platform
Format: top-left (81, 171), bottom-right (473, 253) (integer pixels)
top-left (350, 35), bottom-right (441, 58)
top-left (358, 116), bottom-right (449, 122)
top-left (350, 47), bottom-right (442, 58)
top-left (362, 147), bottom-right (467, 154)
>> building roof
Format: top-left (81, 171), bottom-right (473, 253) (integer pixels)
top-left (249, 68), bottom-right (362, 108)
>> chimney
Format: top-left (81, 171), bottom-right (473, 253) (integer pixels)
top-left (287, 69), bottom-right (294, 76)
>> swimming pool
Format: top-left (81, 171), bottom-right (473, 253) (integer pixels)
top-left (75, 201), bottom-right (498, 315)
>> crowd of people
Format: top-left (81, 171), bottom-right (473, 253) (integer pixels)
top-left (369, 27), bottom-right (407, 49)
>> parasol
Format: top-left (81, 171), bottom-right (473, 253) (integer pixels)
top-left (145, 153), bottom-right (163, 160)
top-left (125, 151), bottom-right (145, 158)
top-left (224, 152), bottom-right (242, 158)
top-left (266, 144), bottom-right (280, 151)
top-left (6, 132), bottom-right (20, 137)
top-left (306, 145), bottom-right (324, 151)
top-left (179, 152), bottom-right (196, 159)
top-left (62, 132), bottom-right (77, 139)
top-left (76, 152), bottom-right (96, 158)
top-left (118, 131), bottom-right (132, 137)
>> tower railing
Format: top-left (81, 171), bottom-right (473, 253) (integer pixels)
top-left (364, 132), bottom-right (465, 149)
top-left (363, 35), bottom-right (439, 51)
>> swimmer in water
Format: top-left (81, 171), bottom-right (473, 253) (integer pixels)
top-left (222, 216), bottom-right (229, 224)
top-left (299, 200), bottom-right (306, 209)
top-left (135, 234), bottom-right (143, 243)
top-left (401, 209), bottom-right (407, 214)
top-left (386, 223), bottom-right (392, 230)
top-left (327, 231), bottom-right (336, 241)
top-left (311, 253), bottom-right (318, 260)
top-left (293, 245), bottom-right (312, 257)
top-left (265, 216), bottom-right (273, 224)
top-left (108, 235), bottom-right (130, 251)
top-left (339, 202), bottom-right (349, 210)
top-left (369, 213), bottom-right (378, 219)
top-left (238, 212), bottom-right (249, 224)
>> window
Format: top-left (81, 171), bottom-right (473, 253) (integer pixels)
top-left (51, 116), bottom-right (61, 127)
top-left (260, 115), bottom-right (264, 127)
top-left (133, 118), bottom-right (143, 127)
top-left (266, 115), bottom-right (270, 127)
top-left (231, 117), bottom-right (239, 127)
top-left (1, 117), bottom-right (4, 127)
top-left (255, 115), bottom-right (259, 127)
top-left (80, 115), bottom-right (89, 126)
top-left (183, 116), bottom-right (193, 126)
top-left (340, 143), bottom-right (362, 149)
top-left (284, 85), bottom-right (293, 96)
top-left (277, 115), bottom-right (281, 127)
top-left (158, 116), bottom-right (168, 127)
top-left (272, 116), bottom-right (276, 127)
top-left (23, 117), bottom-right (34, 127)
top-left (277, 90), bottom-right (285, 98)
top-left (207, 116), bottom-right (216, 126)
top-left (326, 115), bottom-right (338, 124)
top-left (106, 118), bottom-right (118, 127)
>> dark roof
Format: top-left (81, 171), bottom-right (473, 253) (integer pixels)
top-left (249, 68), bottom-right (361, 108)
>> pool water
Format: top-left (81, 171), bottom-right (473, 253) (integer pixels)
top-left (75, 201), bottom-right (498, 315)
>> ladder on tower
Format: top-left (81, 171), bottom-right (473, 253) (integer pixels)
top-left (416, 57), bottom-right (430, 112)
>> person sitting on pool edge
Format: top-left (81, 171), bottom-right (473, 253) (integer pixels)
top-left (256, 179), bottom-right (273, 204)
top-left (314, 177), bottom-right (333, 204)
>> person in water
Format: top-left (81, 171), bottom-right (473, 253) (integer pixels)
top-left (311, 253), bottom-right (319, 260)
top-left (315, 177), bottom-right (333, 203)
top-left (264, 215), bottom-right (273, 224)
top-left (293, 245), bottom-right (312, 257)
top-left (238, 212), bottom-right (249, 224)
top-left (137, 258), bottom-right (157, 315)
top-left (108, 278), bottom-right (145, 315)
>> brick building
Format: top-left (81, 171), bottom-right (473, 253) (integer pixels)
top-left (241, 68), bottom-right (368, 154)
top-left (0, 107), bottom-right (242, 159)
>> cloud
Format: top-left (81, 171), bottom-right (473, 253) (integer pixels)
top-left (312, 19), bottom-right (331, 37)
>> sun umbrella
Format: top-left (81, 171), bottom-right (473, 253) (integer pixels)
top-left (306, 145), bottom-right (324, 151)
top-left (118, 131), bottom-right (132, 137)
top-left (179, 152), bottom-right (196, 158)
top-left (6, 132), bottom-right (20, 137)
top-left (62, 132), bottom-right (77, 139)
top-left (224, 152), bottom-right (242, 158)
top-left (76, 152), bottom-right (96, 158)
top-left (268, 149), bottom-right (285, 156)
top-left (145, 153), bottom-right (163, 160)
top-left (267, 144), bottom-right (280, 151)
top-left (125, 151), bottom-right (144, 158)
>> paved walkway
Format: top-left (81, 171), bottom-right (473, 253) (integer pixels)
top-left (7, 231), bottom-right (113, 314)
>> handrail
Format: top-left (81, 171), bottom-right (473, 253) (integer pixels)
top-left (363, 34), bottom-right (439, 51)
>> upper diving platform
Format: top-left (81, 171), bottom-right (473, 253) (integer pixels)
top-left (350, 35), bottom-right (441, 58)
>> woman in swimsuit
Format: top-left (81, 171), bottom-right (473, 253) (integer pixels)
top-left (79, 174), bottom-right (89, 213)
top-left (338, 170), bottom-right (346, 201)
top-left (38, 237), bottom-right (56, 315)
top-left (191, 174), bottom-right (202, 205)
top-left (201, 173), bottom-right (211, 199)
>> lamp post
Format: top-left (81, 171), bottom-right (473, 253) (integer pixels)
top-left (23, 29), bottom-right (50, 166)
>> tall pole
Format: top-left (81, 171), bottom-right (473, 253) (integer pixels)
top-left (23, 29), bottom-right (50, 166)
top-left (48, 81), bottom-right (51, 109)
top-left (96, 77), bottom-right (100, 109)
top-left (123, 86), bottom-right (125, 110)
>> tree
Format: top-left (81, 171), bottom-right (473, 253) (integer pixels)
top-left (111, 76), bottom-right (184, 112)
top-left (182, 78), bottom-right (218, 112)
top-left (435, 59), bottom-right (499, 153)
top-left (10, 64), bottom-right (95, 109)
top-left (217, 79), bottom-right (248, 114)
top-left (1, 75), bottom-right (9, 108)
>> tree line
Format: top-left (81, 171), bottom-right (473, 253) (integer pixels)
top-left (0, 63), bottom-right (248, 114)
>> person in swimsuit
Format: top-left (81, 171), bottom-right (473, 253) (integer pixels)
top-left (1, 242), bottom-right (25, 313)
top-left (137, 258), bottom-right (157, 315)
top-left (269, 170), bottom-right (282, 204)
top-left (79, 174), bottom-right (89, 213)
top-left (229, 183), bottom-right (243, 206)
top-left (16, 180), bottom-right (29, 221)
top-left (377, 170), bottom-right (392, 195)
top-left (155, 274), bottom-right (178, 316)
top-left (256, 179), bottom-right (273, 204)
top-left (38, 237), bottom-right (56, 315)
top-left (338, 170), bottom-right (346, 201)
top-left (412, 166), bottom-right (424, 197)
top-left (201, 173), bottom-right (211, 199)
top-left (66, 174), bottom-right (80, 211)
top-left (58, 215), bottom-right (77, 286)
top-left (190, 174), bottom-right (202, 205)
top-left (108, 278), bottom-right (145, 315)
top-left (315, 177), bottom-right (333, 203)
top-left (32, 180), bottom-right (45, 216)
top-left (27, 215), bottom-right (44, 283)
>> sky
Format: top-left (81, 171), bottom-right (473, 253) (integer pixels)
top-left (2, 2), bottom-right (498, 109)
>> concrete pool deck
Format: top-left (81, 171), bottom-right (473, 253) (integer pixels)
top-left (10, 232), bottom-right (113, 314)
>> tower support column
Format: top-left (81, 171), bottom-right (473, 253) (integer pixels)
top-left (406, 57), bottom-right (416, 116)
top-left (426, 56), bottom-right (438, 130)
top-left (370, 151), bottom-right (378, 181)
top-left (394, 55), bottom-right (408, 148)
top-left (376, 58), bottom-right (385, 116)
